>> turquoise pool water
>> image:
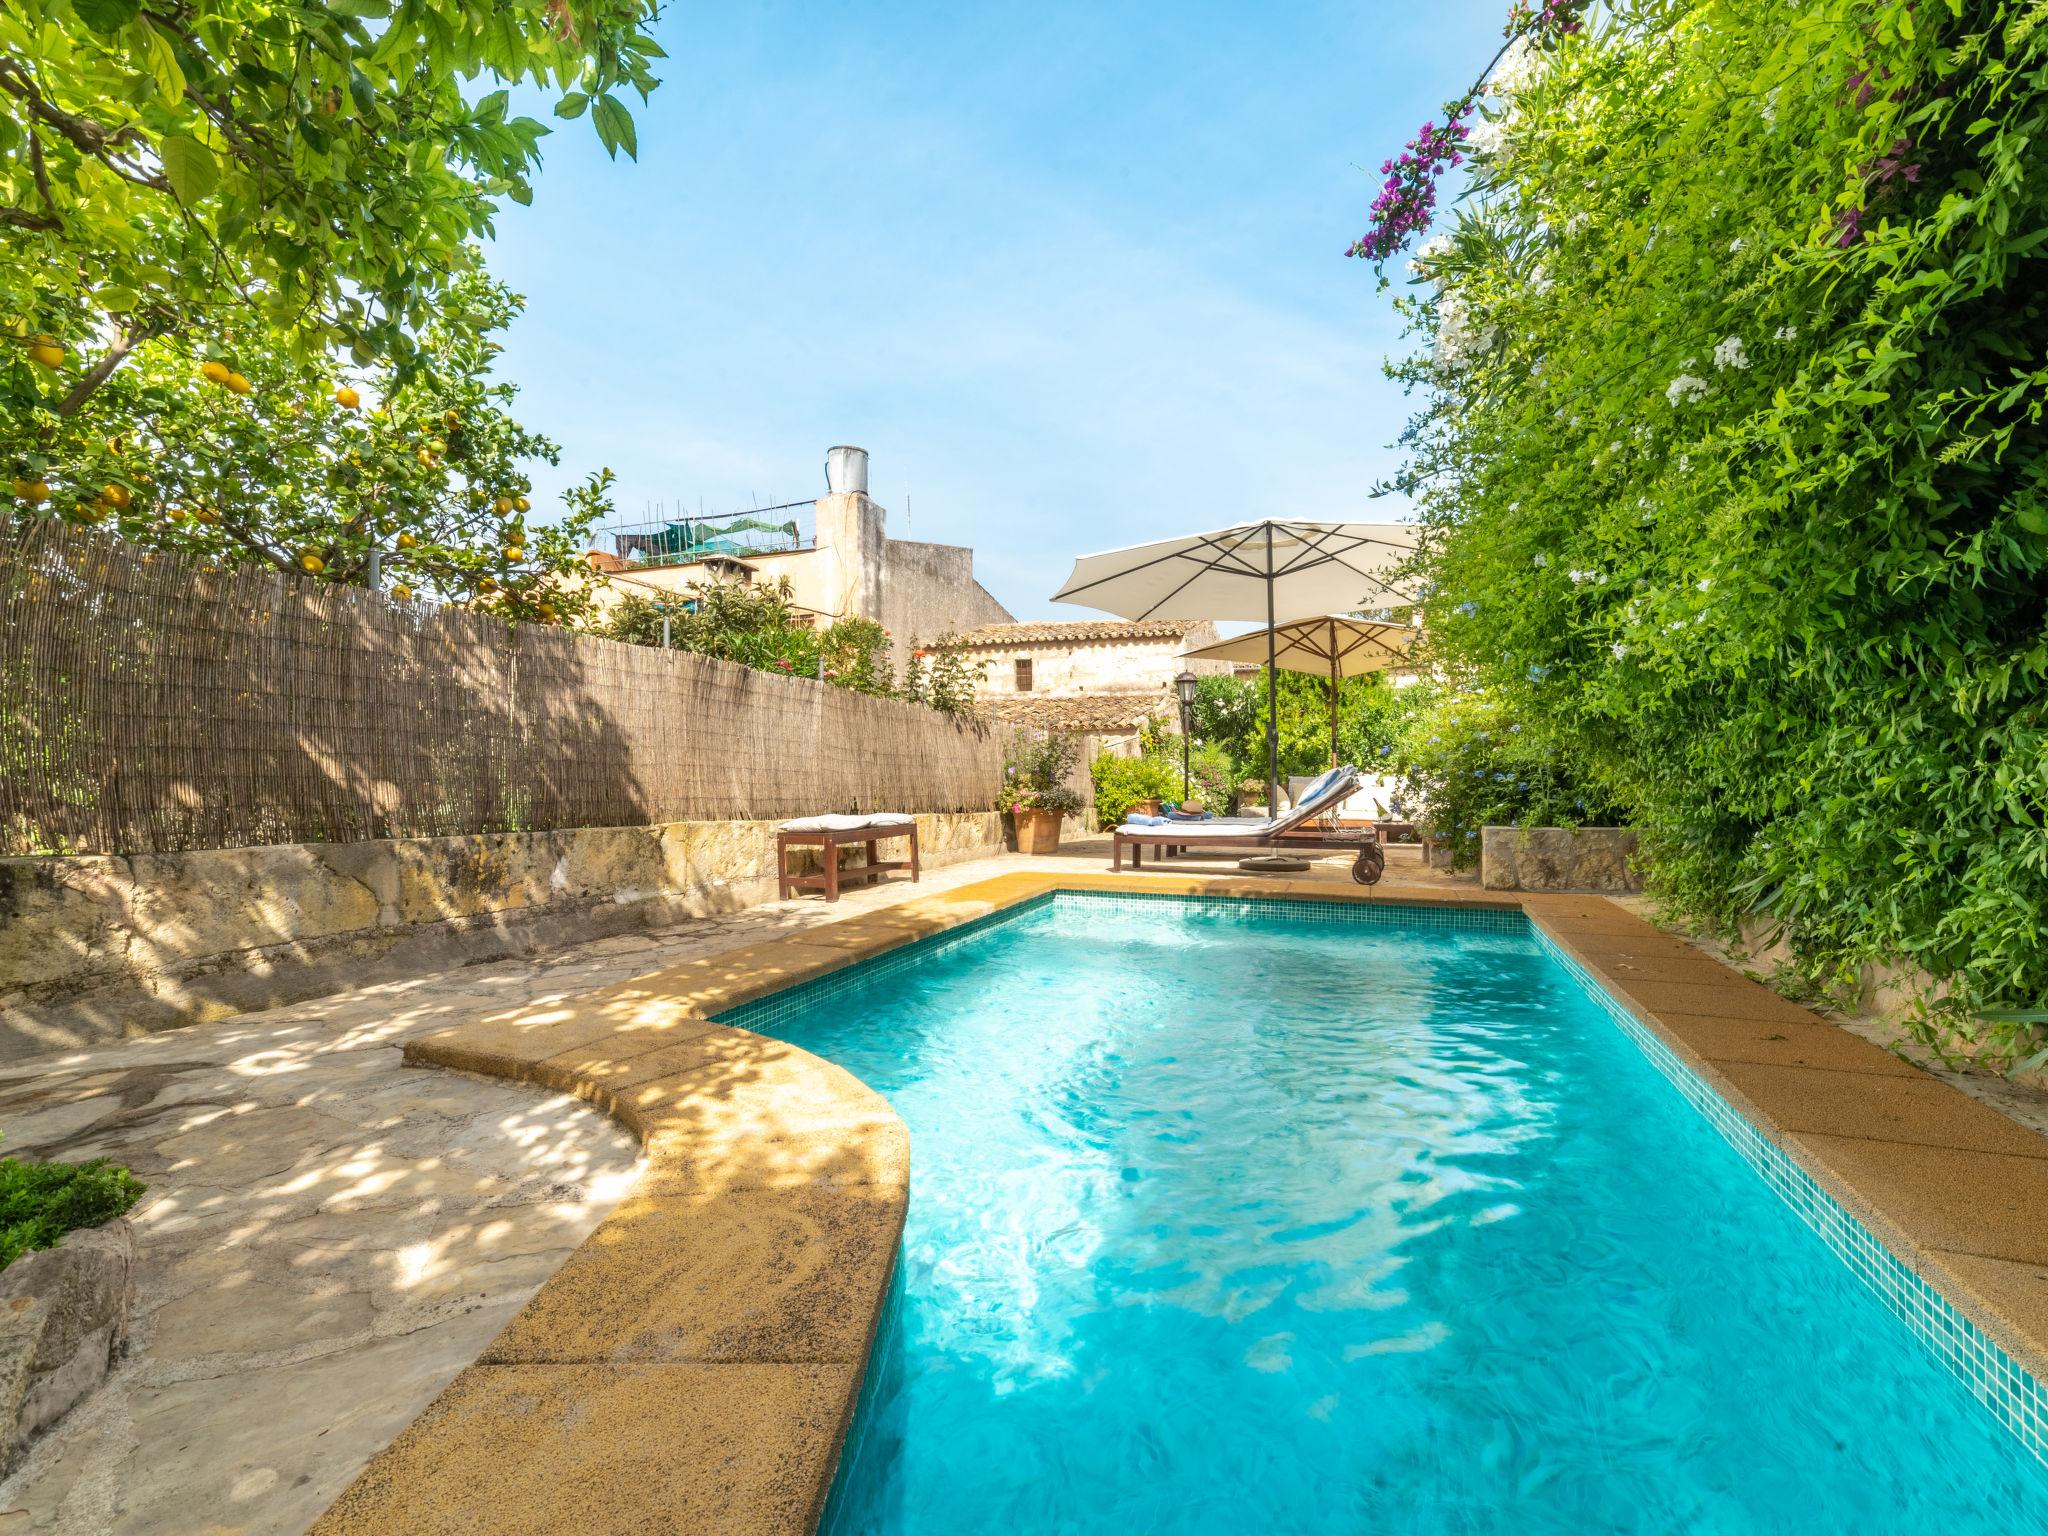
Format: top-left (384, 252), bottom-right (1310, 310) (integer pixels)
top-left (721, 896), bottom-right (2048, 1533)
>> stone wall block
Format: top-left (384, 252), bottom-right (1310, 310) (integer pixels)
top-left (1480, 826), bottom-right (1642, 893)
top-left (0, 1219), bottom-right (133, 1468)
top-left (0, 857), bottom-right (136, 991)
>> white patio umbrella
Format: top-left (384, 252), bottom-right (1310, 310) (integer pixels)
top-left (1180, 615), bottom-right (1419, 771)
top-left (1050, 520), bottom-right (1419, 809)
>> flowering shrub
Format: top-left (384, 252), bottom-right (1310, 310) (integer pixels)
top-left (1002, 733), bottom-right (1085, 818)
top-left (1390, 685), bottom-right (1625, 869)
top-left (1089, 751), bottom-right (1181, 829)
top-left (1378, 2), bottom-right (2048, 1058)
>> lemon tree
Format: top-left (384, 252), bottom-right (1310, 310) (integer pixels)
top-left (0, 0), bottom-right (661, 413)
top-left (15, 271), bottom-right (613, 624)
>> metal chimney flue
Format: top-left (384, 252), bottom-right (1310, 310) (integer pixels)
top-left (824, 445), bottom-right (869, 496)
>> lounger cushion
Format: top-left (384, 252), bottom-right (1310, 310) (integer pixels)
top-left (780, 813), bottom-right (916, 833)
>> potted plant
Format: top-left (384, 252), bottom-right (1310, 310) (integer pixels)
top-left (1003, 733), bottom-right (1085, 856)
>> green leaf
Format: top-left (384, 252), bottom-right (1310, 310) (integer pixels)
top-left (159, 135), bottom-right (220, 203)
top-left (326, 0), bottom-right (390, 15)
top-left (134, 20), bottom-right (185, 104)
top-left (73, 0), bottom-right (141, 32)
top-left (591, 92), bottom-right (636, 160)
top-left (554, 91), bottom-right (589, 120)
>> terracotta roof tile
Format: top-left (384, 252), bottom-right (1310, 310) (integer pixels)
top-left (947, 620), bottom-right (1202, 647)
top-left (981, 693), bottom-right (1173, 733)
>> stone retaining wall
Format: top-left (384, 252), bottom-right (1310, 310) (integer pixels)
top-left (0, 814), bottom-right (1000, 1061)
top-left (1480, 826), bottom-right (1641, 893)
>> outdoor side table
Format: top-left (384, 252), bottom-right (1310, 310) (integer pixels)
top-left (777, 814), bottom-right (921, 902)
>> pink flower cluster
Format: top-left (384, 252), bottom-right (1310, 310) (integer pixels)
top-left (1346, 115), bottom-right (1471, 263)
top-left (1505, 0), bottom-right (1583, 35)
top-left (1346, 0), bottom-right (1587, 270)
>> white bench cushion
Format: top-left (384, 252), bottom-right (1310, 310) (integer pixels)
top-left (780, 813), bottom-right (916, 833)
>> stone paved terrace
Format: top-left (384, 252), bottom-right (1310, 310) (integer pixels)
top-left (3, 837), bottom-right (2044, 1533)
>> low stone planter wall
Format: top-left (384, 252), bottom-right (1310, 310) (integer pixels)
top-left (0, 813), bottom-right (1000, 1061)
top-left (0, 1220), bottom-right (134, 1476)
top-left (1480, 826), bottom-right (1641, 893)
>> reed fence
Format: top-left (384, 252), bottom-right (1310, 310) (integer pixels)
top-left (0, 515), bottom-right (1001, 856)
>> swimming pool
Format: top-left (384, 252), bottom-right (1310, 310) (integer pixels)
top-left (720, 894), bottom-right (2048, 1533)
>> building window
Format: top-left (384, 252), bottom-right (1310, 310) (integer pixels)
top-left (1014, 658), bottom-right (1034, 692)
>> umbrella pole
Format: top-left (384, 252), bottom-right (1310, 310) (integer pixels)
top-left (1329, 619), bottom-right (1339, 770)
top-left (1265, 525), bottom-right (1280, 812)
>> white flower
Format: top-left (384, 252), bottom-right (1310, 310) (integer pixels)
top-left (1435, 292), bottom-right (1500, 371)
top-left (1713, 335), bottom-right (1749, 371)
top-left (1611, 642), bottom-right (1628, 659)
top-left (1666, 373), bottom-right (1710, 405)
top-left (1465, 118), bottom-right (1506, 159)
top-left (1728, 237), bottom-right (1745, 253)
top-left (1774, 324), bottom-right (1799, 341)
top-left (1490, 37), bottom-right (1544, 97)
top-left (1532, 552), bottom-right (1549, 568)
top-left (1568, 568), bottom-right (1594, 584)
top-left (1697, 577), bottom-right (1713, 591)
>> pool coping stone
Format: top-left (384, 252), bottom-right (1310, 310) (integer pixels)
top-left (310, 872), bottom-right (2048, 1535)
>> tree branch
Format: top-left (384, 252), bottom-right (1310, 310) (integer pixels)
top-left (55, 324), bottom-right (159, 418)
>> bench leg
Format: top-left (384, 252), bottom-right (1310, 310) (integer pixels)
top-left (825, 842), bottom-right (840, 902)
top-left (777, 836), bottom-right (791, 901)
top-left (910, 825), bottom-right (921, 882)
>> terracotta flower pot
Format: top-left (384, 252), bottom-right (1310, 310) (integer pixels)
top-left (1015, 808), bottom-right (1064, 856)
top-left (1133, 797), bottom-right (1163, 818)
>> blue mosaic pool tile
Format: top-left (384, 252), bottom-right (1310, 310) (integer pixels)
top-left (722, 888), bottom-right (2048, 1468)
top-left (1530, 926), bottom-right (2048, 1468)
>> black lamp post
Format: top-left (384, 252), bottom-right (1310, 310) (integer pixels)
top-left (1174, 669), bottom-right (1198, 801)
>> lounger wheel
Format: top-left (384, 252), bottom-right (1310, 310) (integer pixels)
top-left (1352, 844), bottom-right (1385, 886)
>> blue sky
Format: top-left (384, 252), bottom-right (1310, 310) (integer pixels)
top-left (488, 1), bottom-right (1504, 619)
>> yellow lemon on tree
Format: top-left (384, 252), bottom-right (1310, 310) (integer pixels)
top-left (76, 501), bottom-right (107, 523)
top-left (335, 386), bottom-right (360, 409)
top-left (514, 496), bottom-right (530, 513)
top-left (477, 575), bottom-right (499, 594)
top-left (197, 507), bottom-right (220, 524)
top-left (416, 449), bottom-right (435, 467)
top-left (391, 583), bottom-right (413, 602)
top-left (11, 478), bottom-right (47, 505)
top-left (537, 602), bottom-right (558, 622)
top-left (101, 483), bottom-right (132, 510)
top-left (494, 496), bottom-right (514, 514)
top-left (165, 505), bottom-right (189, 522)
top-left (300, 552), bottom-right (325, 575)
top-left (225, 372), bottom-right (252, 394)
top-left (395, 531), bottom-right (418, 550)
top-left (443, 409), bottom-right (460, 427)
top-left (28, 337), bottom-right (63, 369)
top-left (503, 543), bottom-right (524, 561)
top-left (200, 360), bottom-right (231, 384)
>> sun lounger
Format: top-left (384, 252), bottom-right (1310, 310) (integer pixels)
top-left (778, 814), bottom-right (920, 901)
top-left (1110, 767), bottom-right (1388, 884)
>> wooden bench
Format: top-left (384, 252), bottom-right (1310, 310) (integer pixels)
top-left (777, 817), bottom-right (921, 902)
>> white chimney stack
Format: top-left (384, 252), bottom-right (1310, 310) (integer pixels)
top-left (825, 445), bottom-right (869, 496)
